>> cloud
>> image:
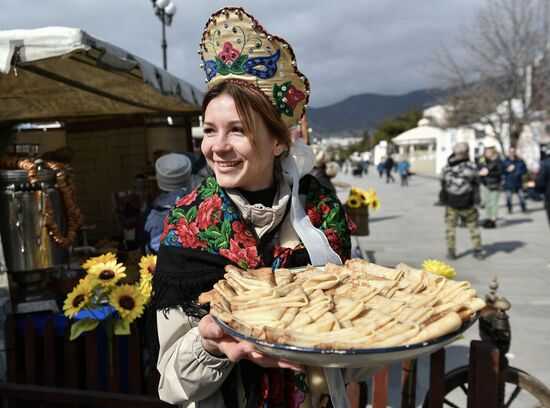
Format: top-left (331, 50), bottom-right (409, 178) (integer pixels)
top-left (1, 0), bottom-right (481, 107)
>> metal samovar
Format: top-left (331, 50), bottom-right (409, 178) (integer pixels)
top-left (0, 163), bottom-right (69, 313)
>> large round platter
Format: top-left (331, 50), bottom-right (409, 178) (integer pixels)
top-left (215, 312), bottom-right (478, 368)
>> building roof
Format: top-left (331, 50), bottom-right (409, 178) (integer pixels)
top-left (0, 27), bottom-right (204, 125)
top-left (392, 124), bottom-right (446, 145)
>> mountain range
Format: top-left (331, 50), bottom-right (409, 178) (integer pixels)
top-left (307, 88), bottom-right (443, 136)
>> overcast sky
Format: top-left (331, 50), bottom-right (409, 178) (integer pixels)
top-left (2, 0), bottom-right (483, 107)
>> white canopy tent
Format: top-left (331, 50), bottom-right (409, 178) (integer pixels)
top-left (0, 27), bottom-right (203, 125)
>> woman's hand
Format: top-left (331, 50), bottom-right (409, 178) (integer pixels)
top-left (198, 314), bottom-right (301, 370)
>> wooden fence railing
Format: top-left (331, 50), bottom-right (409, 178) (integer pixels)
top-left (0, 314), bottom-right (170, 407)
top-left (0, 314), bottom-right (499, 407)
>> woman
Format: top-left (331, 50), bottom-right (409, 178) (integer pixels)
top-left (152, 7), bottom-right (356, 407)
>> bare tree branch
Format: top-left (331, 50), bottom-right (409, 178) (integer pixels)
top-left (431, 0), bottom-right (549, 147)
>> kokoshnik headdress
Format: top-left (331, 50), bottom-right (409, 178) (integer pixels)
top-left (199, 7), bottom-right (310, 128)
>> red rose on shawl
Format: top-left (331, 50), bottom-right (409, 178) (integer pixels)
top-left (176, 189), bottom-right (198, 207)
top-left (319, 202), bottom-right (331, 215)
top-left (273, 246), bottom-right (292, 268)
top-left (324, 228), bottom-right (343, 255)
top-left (218, 41), bottom-right (240, 63)
top-left (305, 204), bottom-right (322, 227)
top-left (232, 220), bottom-right (256, 247)
top-left (177, 218), bottom-right (205, 249)
top-left (286, 85), bottom-right (305, 109)
top-left (197, 195), bottom-right (222, 229)
top-left (219, 239), bottom-right (260, 269)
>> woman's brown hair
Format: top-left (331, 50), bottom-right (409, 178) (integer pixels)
top-left (202, 81), bottom-right (291, 154)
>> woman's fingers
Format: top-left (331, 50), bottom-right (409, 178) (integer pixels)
top-left (216, 337), bottom-right (255, 362)
top-left (198, 314), bottom-right (224, 340)
top-left (247, 350), bottom-right (302, 371)
top-left (198, 315), bottom-right (301, 370)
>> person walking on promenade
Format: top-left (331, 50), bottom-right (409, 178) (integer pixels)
top-left (502, 146), bottom-right (527, 214)
top-left (440, 142), bottom-right (485, 260)
top-left (477, 144), bottom-right (503, 228)
top-left (384, 155), bottom-right (395, 183)
top-left (535, 143), bottom-right (550, 226)
top-left (396, 157), bottom-right (411, 187)
top-left (377, 159), bottom-right (385, 178)
top-left (362, 151), bottom-right (371, 175)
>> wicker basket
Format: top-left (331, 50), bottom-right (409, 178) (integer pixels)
top-left (344, 205), bottom-right (369, 236)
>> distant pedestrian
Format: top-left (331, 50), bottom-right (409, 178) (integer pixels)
top-left (535, 143), bottom-right (550, 226)
top-left (440, 142), bottom-right (485, 260)
top-left (384, 156), bottom-right (395, 183)
top-left (502, 146), bottom-right (527, 213)
top-left (343, 157), bottom-right (352, 175)
top-left (362, 151), bottom-right (371, 175)
top-left (396, 157), bottom-right (411, 187)
top-left (377, 160), bottom-right (385, 178)
top-left (477, 144), bottom-right (503, 228)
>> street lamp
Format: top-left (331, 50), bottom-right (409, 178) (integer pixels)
top-left (150, 0), bottom-right (177, 70)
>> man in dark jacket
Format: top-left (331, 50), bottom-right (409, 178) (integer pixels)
top-left (441, 142), bottom-right (485, 260)
top-left (535, 144), bottom-right (550, 226)
top-left (477, 144), bottom-right (504, 228)
top-left (384, 156), bottom-right (395, 183)
top-left (502, 146), bottom-right (527, 213)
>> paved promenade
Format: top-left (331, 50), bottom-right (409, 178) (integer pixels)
top-left (334, 169), bottom-right (550, 406)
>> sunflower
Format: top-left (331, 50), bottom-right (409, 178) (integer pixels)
top-left (422, 259), bottom-right (456, 279)
top-left (139, 254), bottom-right (157, 281)
top-left (358, 190), bottom-right (371, 205)
top-left (63, 280), bottom-right (92, 318)
top-left (368, 190), bottom-right (378, 202)
top-left (82, 252), bottom-right (117, 270)
top-left (139, 278), bottom-right (153, 303)
top-left (346, 195), bottom-right (362, 209)
top-left (369, 197), bottom-right (381, 211)
top-left (87, 260), bottom-right (126, 287)
top-left (109, 284), bottom-right (146, 323)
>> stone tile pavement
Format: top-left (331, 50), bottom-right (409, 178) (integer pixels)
top-left (334, 168), bottom-right (550, 406)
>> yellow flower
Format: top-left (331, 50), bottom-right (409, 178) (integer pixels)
top-left (346, 195), bottom-right (362, 208)
top-left (109, 284), bottom-right (146, 323)
top-left (87, 260), bottom-right (126, 287)
top-left (82, 252), bottom-right (117, 270)
top-left (358, 191), bottom-right (371, 205)
top-left (139, 254), bottom-right (157, 281)
top-left (422, 259), bottom-right (456, 279)
top-left (63, 280), bottom-right (92, 318)
top-left (369, 197), bottom-right (381, 211)
top-left (139, 278), bottom-right (152, 303)
top-left (366, 189), bottom-right (378, 203)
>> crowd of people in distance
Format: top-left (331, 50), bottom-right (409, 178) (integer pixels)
top-left (439, 141), bottom-right (550, 261)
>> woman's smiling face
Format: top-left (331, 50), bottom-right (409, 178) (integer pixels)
top-left (202, 94), bottom-right (286, 191)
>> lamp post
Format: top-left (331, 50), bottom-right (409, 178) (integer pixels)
top-left (150, 0), bottom-right (177, 70)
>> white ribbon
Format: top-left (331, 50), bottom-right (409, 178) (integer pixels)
top-left (280, 139), bottom-right (342, 266)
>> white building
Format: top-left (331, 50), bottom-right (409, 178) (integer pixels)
top-left (391, 104), bottom-right (548, 176)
